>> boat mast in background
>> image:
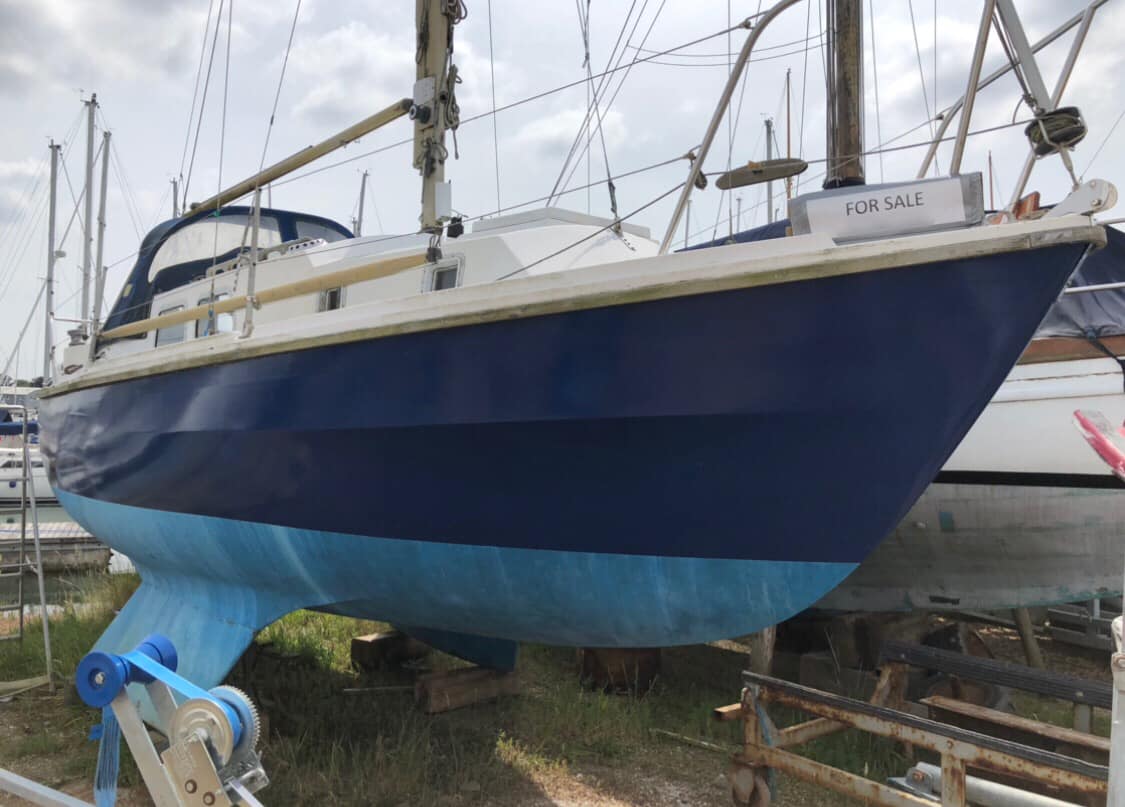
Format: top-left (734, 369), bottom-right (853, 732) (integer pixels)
top-left (354, 169), bottom-right (368, 237)
top-left (80, 94), bottom-right (97, 339)
top-left (171, 177), bottom-right (179, 219)
top-left (89, 130), bottom-right (111, 363)
top-left (659, 0), bottom-right (804, 253)
top-left (766, 117), bottom-right (774, 223)
top-left (42, 142), bottom-right (59, 381)
top-left (823, 0), bottom-right (864, 189)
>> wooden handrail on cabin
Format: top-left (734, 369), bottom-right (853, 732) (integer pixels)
top-left (98, 251), bottom-right (431, 341)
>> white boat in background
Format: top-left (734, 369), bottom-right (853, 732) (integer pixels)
top-left (819, 225), bottom-right (1125, 612)
top-left (0, 446), bottom-right (54, 506)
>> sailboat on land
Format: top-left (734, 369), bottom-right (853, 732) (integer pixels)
top-left (36, 0), bottom-right (1111, 686)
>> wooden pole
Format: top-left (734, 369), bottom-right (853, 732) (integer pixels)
top-left (1012, 607), bottom-right (1045, 669)
top-left (824, 0), bottom-right (864, 189)
top-left (98, 251), bottom-right (430, 341)
top-left (189, 99), bottom-right (411, 213)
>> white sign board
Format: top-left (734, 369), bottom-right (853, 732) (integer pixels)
top-left (790, 174), bottom-right (983, 242)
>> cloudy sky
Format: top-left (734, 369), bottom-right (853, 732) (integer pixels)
top-left (1, 0), bottom-right (1124, 375)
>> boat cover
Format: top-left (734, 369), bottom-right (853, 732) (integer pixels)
top-left (689, 220), bottom-right (1125, 339)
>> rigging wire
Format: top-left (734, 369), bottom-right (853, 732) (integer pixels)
top-left (211, 0), bottom-right (234, 270)
top-left (547, 0), bottom-right (641, 204)
top-left (179, 0), bottom-right (218, 183)
top-left (868, 0), bottom-right (884, 182)
top-left (496, 181), bottom-right (686, 281)
top-left (0, 110), bottom-right (83, 303)
top-left (710, 26), bottom-right (772, 245)
top-left (556, 0), bottom-right (669, 204)
top-left (796, 0), bottom-right (813, 195)
top-left (628, 31), bottom-right (822, 59)
top-left (258, 0), bottom-right (302, 173)
top-left (556, 0), bottom-right (655, 210)
top-left (98, 110), bottom-right (148, 240)
top-left (266, 19), bottom-right (781, 193)
top-left (932, 0), bottom-right (937, 126)
top-left (726, 0), bottom-right (734, 241)
top-left (632, 41), bottom-right (824, 67)
top-left (182, 0), bottom-right (227, 206)
top-left (906, 0), bottom-right (937, 154)
top-left (486, 0), bottom-right (501, 212)
top-left (1081, 105), bottom-right (1125, 178)
top-left (108, 140), bottom-right (145, 241)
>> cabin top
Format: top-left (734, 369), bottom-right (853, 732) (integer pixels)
top-left (104, 207), bottom-right (353, 333)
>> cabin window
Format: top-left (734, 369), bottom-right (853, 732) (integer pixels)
top-left (196, 293), bottom-right (234, 337)
top-left (432, 267), bottom-right (458, 291)
top-left (296, 221), bottom-right (348, 243)
top-left (319, 287), bottom-right (345, 312)
top-left (155, 305), bottom-right (187, 346)
top-left (149, 215), bottom-right (282, 283)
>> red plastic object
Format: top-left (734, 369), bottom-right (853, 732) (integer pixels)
top-left (1073, 409), bottom-right (1125, 482)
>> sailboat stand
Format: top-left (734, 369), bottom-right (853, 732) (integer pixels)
top-left (0, 404), bottom-right (53, 693)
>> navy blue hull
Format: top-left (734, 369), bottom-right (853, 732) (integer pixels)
top-left (35, 241), bottom-right (1089, 683)
top-left (41, 245), bottom-right (1084, 563)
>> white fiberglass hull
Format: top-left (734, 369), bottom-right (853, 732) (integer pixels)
top-left (818, 355), bottom-right (1125, 612)
top-left (0, 450), bottom-right (54, 505)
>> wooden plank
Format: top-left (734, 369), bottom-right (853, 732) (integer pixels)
top-left (878, 640), bottom-right (1113, 708)
top-left (350, 630), bottom-right (430, 670)
top-left (920, 695), bottom-right (1110, 754)
top-left (712, 703), bottom-right (743, 722)
top-left (1019, 334), bottom-right (1125, 365)
top-left (743, 671), bottom-right (1108, 782)
top-left (414, 667), bottom-right (519, 714)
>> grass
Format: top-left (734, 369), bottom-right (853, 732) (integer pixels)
top-left (5, 573), bottom-right (1092, 806)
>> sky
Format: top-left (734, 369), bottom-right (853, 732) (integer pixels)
top-left (1, 0), bottom-right (1124, 377)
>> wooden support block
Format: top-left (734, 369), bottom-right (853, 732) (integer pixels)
top-left (350, 630), bottom-right (430, 670)
top-left (414, 666), bottom-right (519, 714)
top-left (713, 703), bottom-right (743, 722)
top-left (577, 647), bottom-right (661, 694)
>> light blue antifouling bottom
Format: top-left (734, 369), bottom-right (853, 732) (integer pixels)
top-left (63, 489), bottom-right (858, 689)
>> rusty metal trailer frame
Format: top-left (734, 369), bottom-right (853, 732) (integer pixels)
top-left (715, 653), bottom-right (1108, 806)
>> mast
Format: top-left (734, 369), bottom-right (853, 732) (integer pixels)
top-left (785, 68), bottom-right (793, 199)
top-left (80, 94), bottom-right (98, 335)
top-left (89, 130), bottom-right (111, 360)
top-left (765, 118), bottom-right (774, 223)
top-left (823, 0), bottom-right (864, 188)
top-left (355, 170), bottom-right (368, 237)
top-left (43, 142), bottom-right (59, 380)
top-left (414, 0), bottom-right (456, 236)
top-left (172, 177), bottom-right (179, 218)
